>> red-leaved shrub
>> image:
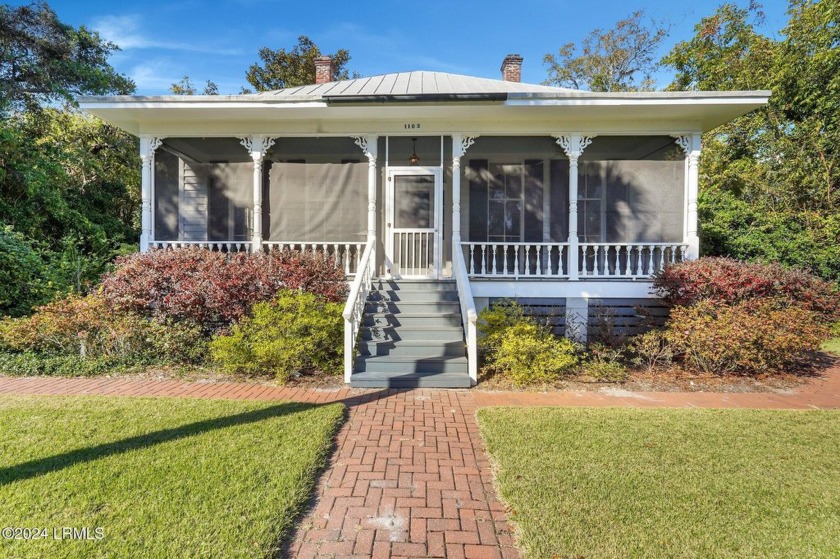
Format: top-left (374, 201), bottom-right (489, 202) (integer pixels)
top-left (99, 248), bottom-right (348, 329)
top-left (653, 257), bottom-right (839, 324)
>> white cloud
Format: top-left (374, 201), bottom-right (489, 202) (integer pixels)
top-left (92, 14), bottom-right (242, 55)
top-left (128, 59), bottom-right (181, 92)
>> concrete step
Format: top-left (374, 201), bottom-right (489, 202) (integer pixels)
top-left (358, 340), bottom-right (466, 358)
top-left (350, 370), bottom-right (472, 388)
top-left (363, 313), bottom-right (462, 328)
top-left (365, 301), bottom-right (461, 314)
top-left (360, 325), bottom-right (464, 342)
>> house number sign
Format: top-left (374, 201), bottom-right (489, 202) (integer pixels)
top-left (403, 123), bottom-right (421, 130)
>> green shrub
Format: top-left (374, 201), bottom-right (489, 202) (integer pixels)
top-left (0, 352), bottom-right (119, 376)
top-left (144, 320), bottom-right (208, 365)
top-left (629, 330), bottom-right (674, 373)
top-left (582, 342), bottom-right (629, 382)
top-left (477, 299), bottom-right (527, 357)
top-left (490, 322), bottom-right (579, 385)
top-left (0, 226), bottom-right (48, 317)
top-left (666, 300), bottom-right (829, 375)
top-left (210, 290), bottom-right (343, 381)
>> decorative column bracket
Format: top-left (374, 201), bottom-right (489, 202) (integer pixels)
top-left (553, 135), bottom-right (593, 159)
top-left (672, 133), bottom-right (702, 260)
top-left (239, 135), bottom-right (276, 156)
top-left (353, 135), bottom-right (379, 274)
top-left (239, 136), bottom-right (276, 252)
top-left (553, 134), bottom-right (595, 281)
top-left (139, 136), bottom-right (164, 252)
top-left (453, 135), bottom-right (478, 159)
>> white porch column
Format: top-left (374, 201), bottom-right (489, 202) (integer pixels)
top-left (451, 135), bottom-right (477, 258)
top-left (675, 133), bottom-right (702, 259)
top-left (354, 135), bottom-right (378, 269)
top-left (239, 136), bottom-right (275, 252)
top-left (139, 136), bottom-right (163, 252)
top-left (555, 134), bottom-right (594, 280)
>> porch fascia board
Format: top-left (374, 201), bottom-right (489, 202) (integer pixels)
top-left (469, 279), bottom-right (657, 300)
top-left (80, 97), bottom-right (765, 137)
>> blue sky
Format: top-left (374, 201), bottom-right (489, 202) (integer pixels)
top-left (44, 0), bottom-right (790, 95)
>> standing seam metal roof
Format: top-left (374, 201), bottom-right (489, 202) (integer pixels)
top-left (257, 71), bottom-right (580, 99)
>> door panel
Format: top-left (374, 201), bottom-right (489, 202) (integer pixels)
top-left (387, 168), bottom-right (442, 279)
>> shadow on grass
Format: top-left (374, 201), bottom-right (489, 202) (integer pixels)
top-left (0, 401), bottom-right (318, 486)
top-left (272, 388), bottom-right (396, 558)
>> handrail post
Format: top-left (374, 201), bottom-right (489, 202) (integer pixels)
top-left (342, 240), bottom-right (375, 383)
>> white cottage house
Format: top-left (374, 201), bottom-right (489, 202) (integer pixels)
top-left (80, 55), bottom-right (769, 387)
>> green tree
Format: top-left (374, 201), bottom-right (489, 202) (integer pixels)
top-left (543, 10), bottom-right (668, 91)
top-left (663, 1), bottom-right (840, 281)
top-left (0, 2), bottom-right (139, 312)
top-left (170, 75), bottom-right (219, 95)
top-left (244, 35), bottom-right (351, 92)
top-left (0, 226), bottom-right (45, 317)
top-left (0, 1), bottom-right (134, 113)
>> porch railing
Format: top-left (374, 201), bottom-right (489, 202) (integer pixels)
top-left (342, 240), bottom-right (375, 382)
top-left (461, 241), bottom-right (688, 279)
top-left (578, 243), bottom-right (688, 278)
top-left (462, 242), bottom-right (570, 278)
top-left (150, 240), bottom-right (252, 252)
top-left (265, 241), bottom-right (365, 275)
top-left (453, 243), bottom-right (478, 384)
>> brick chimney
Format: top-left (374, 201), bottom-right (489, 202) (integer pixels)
top-left (314, 56), bottom-right (334, 84)
top-left (500, 54), bottom-right (523, 82)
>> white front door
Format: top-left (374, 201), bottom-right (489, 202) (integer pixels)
top-left (386, 167), bottom-right (443, 279)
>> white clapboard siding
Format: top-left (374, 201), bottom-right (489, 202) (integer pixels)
top-left (180, 161), bottom-right (207, 241)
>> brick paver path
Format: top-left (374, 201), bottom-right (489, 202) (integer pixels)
top-left (1, 366), bottom-right (838, 558)
top-left (287, 389), bottom-right (516, 559)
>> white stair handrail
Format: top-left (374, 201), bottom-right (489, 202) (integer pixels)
top-left (453, 245), bottom-right (478, 385)
top-left (342, 240), bottom-right (375, 382)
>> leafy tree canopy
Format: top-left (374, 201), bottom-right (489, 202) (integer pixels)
top-left (662, 0), bottom-right (840, 280)
top-left (543, 10), bottom-right (668, 91)
top-left (0, 1), bottom-right (134, 113)
top-left (244, 35), bottom-right (351, 92)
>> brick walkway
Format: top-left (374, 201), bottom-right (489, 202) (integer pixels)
top-left (287, 389), bottom-right (516, 559)
top-left (1, 367), bottom-right (838, 559)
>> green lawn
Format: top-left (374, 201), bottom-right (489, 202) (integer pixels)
top-left (0, 395), bottom-right (343, 559)
top-left (478, 408), bottom-right (840, 559)
top-left (823, 337), bottom-right (840, 356)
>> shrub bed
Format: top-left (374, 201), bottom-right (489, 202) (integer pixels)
top-left (0, 248), bottom-right (350, 378)
top-left (647, 257), bottom-right (838, 376)
top-left (99, 247), bottom-right (348, 330)
top-left (653, 257), bottom-right (840, 324)
top-left (665, 300), bottom-right (828, 375)
top-left (0, 294), bottom-right (208, 370)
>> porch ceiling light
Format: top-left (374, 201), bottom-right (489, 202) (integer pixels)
top-left (409, 138), bottom-right (420, 166)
